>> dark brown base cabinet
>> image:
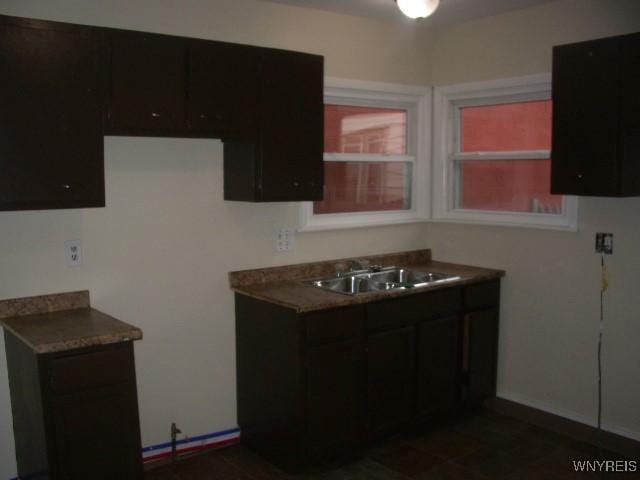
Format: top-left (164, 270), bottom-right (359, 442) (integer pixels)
top-left (4, 333), bottom-right (143, 480)
top-left (235, 280), bottom-right (501, 471)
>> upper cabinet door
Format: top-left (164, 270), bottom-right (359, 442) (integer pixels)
top-left (0, 16), bottom-right (105, 211)
top-left (187, 41), bottom-right (259, 141)
top-left (551, 32), bottom-right (640, 197)
top-left (259, 50), bottom-right (324, 201)
top-left (107, 30), bottom-right (186, 134)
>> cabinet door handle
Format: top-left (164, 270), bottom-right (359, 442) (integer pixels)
top-left (292, 181), bottom-right (301, 187)
top-left (199, 114), bottom-right (209, 119)
top-left (61, 184), bottom-right (72, 191)
top-left (577, 173), bottom-right (584, 179)
top-left (151, 112), bottom-right (161, 118)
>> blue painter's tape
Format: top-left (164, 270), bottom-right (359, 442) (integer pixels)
top-left (141, 427), bottom-right (240, 453)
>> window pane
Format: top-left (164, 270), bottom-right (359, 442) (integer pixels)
top-left (455, 159), bottom-right (562, 214)
top-left (325, 105), bottom-right (407, 155)
top-left (460, 100), bottom-right (551, 152)
top-left (314, 162), bottom-right (412, 214)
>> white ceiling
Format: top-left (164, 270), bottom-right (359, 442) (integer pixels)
top-left (260, 0), bottom-right (556, 26)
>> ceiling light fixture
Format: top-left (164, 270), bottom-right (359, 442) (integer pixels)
top-left (396, 0), bottom-right (440, 19)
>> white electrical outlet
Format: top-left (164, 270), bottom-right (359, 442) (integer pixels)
top-left (275, 228), bottom-right (296, 252)
top-left (64, 240), bottom-right (82, 267)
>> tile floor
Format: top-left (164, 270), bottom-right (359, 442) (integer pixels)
top-left (145, 410), bottom-right (640, 479)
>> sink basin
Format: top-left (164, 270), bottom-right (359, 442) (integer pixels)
top-left (309, 276), bottom-right (376, 295)
top-left (304, 267), bottom-right (461, 295)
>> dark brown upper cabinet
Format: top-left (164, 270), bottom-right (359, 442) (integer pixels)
top-left (551, 32), bottom-right (640, 196)
top-left (224, 50), bottom-right (324, 202)
top-left (0, 15), bottom-right (105, 211)
top-left (1, 14), bottom-right (324, 210)
top-left (107, 30), bottom-right (187, 135)
top-left (187, 40), bottom-right (259, 141)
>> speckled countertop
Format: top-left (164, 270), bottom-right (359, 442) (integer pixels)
top-left (229, 249), bottom-right (505, 313)
top-left (0, 291), bottom-right (142, 354)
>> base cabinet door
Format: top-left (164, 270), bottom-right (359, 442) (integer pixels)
top-left (366, 326), bottom-right (415, 437)
top-left (50, 382), bottom-right (143, 480)
top-left (465, 308), bottom-right (499, 403)
top-left (418, 316), bottom-right (460, 419)
top-left (307, 338), bottom-right (362, 462)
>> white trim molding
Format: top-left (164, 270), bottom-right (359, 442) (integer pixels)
top-left (432, 74), bottom-right (579, 231)
top-left (299, 77), bottom-right (431, 232)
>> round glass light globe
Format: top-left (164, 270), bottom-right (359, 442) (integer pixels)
top-left (396, 0), bottom-right (440, 19)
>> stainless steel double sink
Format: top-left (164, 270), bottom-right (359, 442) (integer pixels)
top-left (303, 266), bottom-right (461, 295)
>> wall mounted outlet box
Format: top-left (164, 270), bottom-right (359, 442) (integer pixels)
top-left (595, 233), bottom-right (613, 254)
top-left (64, 240), bottom-right (82, 266)
top-left (275, 228), bottom-right (295, 252)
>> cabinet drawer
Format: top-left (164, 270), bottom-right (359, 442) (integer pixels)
top-left (464, 281), bottom-right (500, 310)
top-left (366, 287), bottom-right (461, 331)
top-left (48, 343), bottom-right (135, 394)
top-left (304, 306), bottom-right (363, 344)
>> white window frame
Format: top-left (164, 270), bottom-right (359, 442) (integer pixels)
top-left (299, 77), bottom-right (431, 232)
top-left (432, 74), bottom-right (578, 231)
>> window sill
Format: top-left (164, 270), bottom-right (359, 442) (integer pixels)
top-left (429, 209), bottom-right (579, 232)
top-left (298, 210), bottom-right (427, 232)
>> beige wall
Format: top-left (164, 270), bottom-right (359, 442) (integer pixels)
top-left (426, 0), bottom-right (640, 440)
top-left (0, 1), bottom-right (433, 477)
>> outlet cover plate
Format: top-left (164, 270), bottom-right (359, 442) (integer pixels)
top-left (64, 240), bottom-right (82, 267)
top-left (275, 228), bottom-right (295, 252)
top-left (595, 233), bottom-right (613, 255)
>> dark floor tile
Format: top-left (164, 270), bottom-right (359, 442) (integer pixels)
top-left (145, 467), bottom-right (181, 480)
top-left (445, 415), bottom-right (524, 452)
top-left (504, 435), bottom-right (557, 464)
top-left (452, 447), bottom-right (524, 478)
top-left (413, 461), bottom-right (489, 480)
top-left (169, 452), bottom-right (253, 480)
top-left (221, 445), bottom-right (295, 480)
top-left (368, 441), bottom-right (444, 478)
top-left (314, 457), bottom-right (409, 480)
top-left (405, 427), bottom-right (483, 461)
top-left (500, 462), bottom-right (575, 480)
top-left (144, 414), bottom-right (637, 480)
